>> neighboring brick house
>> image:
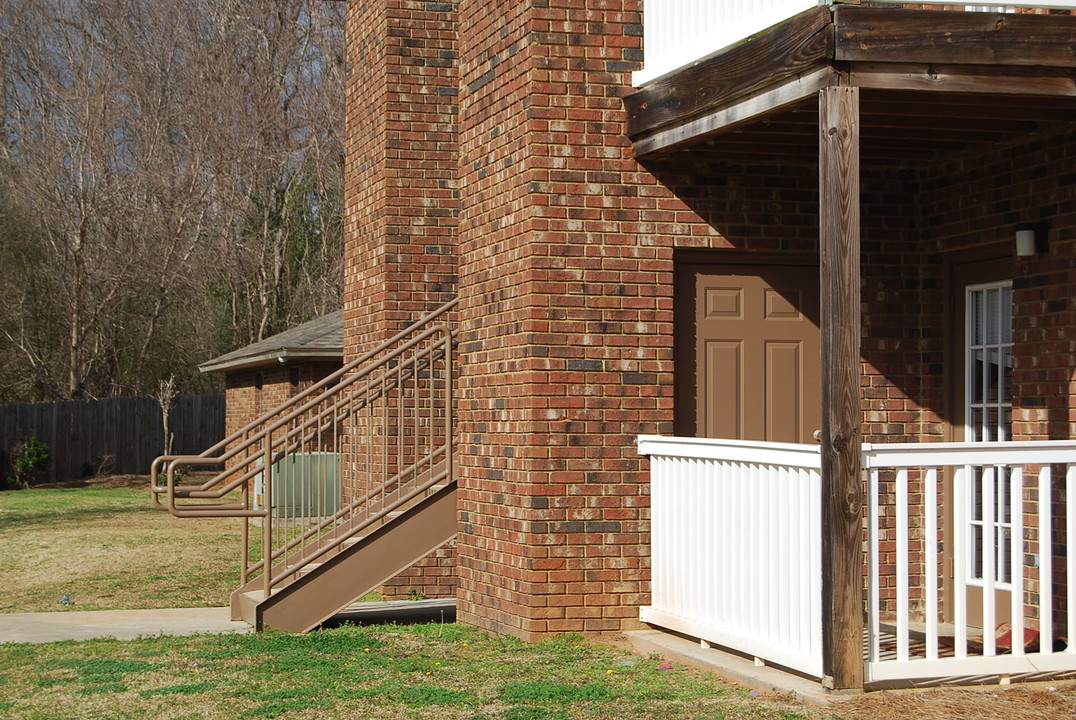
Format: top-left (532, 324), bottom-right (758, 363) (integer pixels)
top-left (200, 311), bottom-right (345, 442)
top-left (340, 0), bottom-right (1076, 687)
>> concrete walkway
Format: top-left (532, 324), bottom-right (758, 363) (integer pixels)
top-left (0, 607), bottom-right (252, 644)
top-left (624, 629), bottom-right (836, 707)
top-left (0, 598), bottom-right (456, 645)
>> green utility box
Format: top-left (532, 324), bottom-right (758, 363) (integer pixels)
top-left (253, 452), bottom-right (342, 518)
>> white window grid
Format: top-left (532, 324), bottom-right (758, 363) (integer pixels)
top-left (964, 280), bottom-right (1014, 588)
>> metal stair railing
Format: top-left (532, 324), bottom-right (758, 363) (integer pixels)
top-left (150, 299), bottom-right (457, 599)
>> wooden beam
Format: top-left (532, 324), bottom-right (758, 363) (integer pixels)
top-left (631, 70), bottom-right (834, 159)
top-left (834, 6), bottom-right (1076, 68)
top-left (818, 85), bottom-right (864, 692)
top-left (624, 6), bottom-right (833, 140)
top-left (849, 62), bottom-right (1076, 97)
top-left (860, 95), bottom-right (1076, 123)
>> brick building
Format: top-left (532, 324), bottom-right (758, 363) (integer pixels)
top-left (157, 0), bottom-right (1076, 692)
top-left (339, 0), bottom-right (1076, 687)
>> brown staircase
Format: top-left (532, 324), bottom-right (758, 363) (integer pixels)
top-left (151, 301), bottom-right (457, 631)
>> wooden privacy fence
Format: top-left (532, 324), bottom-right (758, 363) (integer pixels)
top-left (0, 395), bottom-right (223, 483)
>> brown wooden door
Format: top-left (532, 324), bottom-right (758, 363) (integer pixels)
top-left (676, 262), bottom-right (821, 443)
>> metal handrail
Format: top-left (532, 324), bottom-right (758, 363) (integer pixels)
top-left (151, 329), bottom-right (451, 505)
top-left (150, 299), bottom-right (457, 597)
top-left (149, 299), bottom-right (457, 502)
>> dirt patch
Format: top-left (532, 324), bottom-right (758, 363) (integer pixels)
top-left (34, 474), bottom-right (150, 490)
top-left (834, 682), bottom-right (1076, 720)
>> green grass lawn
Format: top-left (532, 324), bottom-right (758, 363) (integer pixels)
top-left (0, 478), bottom-right (243, 612)
top-left (0, 623), bottom-right (835, 720)
top-left (3, 480), bottom-right (1075, 720)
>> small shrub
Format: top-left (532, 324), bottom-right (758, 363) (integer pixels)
top-left (7, 437), bottom-right (50, 489)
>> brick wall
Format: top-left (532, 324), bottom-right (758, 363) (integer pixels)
top-left (223, 361), bottom-right (342, 447)
top-left (917, 125), bottom-right (1076, 443)
top-left (454, 0), bottom-right (716, 639)
top-left (343, 0), bottom-right (458, 359)
top-left (378, 540), bottom-right (457, 600)
top-left (342, 0), bottom-right (460, 597)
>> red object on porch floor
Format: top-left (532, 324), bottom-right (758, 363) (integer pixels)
top-left (993, 624), bottom-right (1040, 653)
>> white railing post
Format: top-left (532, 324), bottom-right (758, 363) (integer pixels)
top-left (1040, 466), bottom-right (1053, 653)
top-left (895, 469), bottom-right (910, 662)
top-left (982, 466), bottom-right (997, 656)
top-left (1010, 467), bottom-right (1024, 658)
top-left (867, 467), bottom-right (881, 665)
top-left (925, 468), bottom-right (939, 661)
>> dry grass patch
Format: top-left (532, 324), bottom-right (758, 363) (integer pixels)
top-left (834, 683), bottom-right (1076, 720)
top-left (0, 476), bottom-right (243, 612)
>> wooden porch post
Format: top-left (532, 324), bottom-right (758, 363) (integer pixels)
top-left (818, 85), bottom-right (864, 691)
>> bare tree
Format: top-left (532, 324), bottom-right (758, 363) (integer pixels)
top-left (0, 0), bottom-right (344, 402)
top-left (156, 374), bottom-right (178, 455)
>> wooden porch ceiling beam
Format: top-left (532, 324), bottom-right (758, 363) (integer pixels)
top-left (761, 110), bottom-right (1040, 136)
top-left (833, 6), bottom-right (1076, 68)
top-left (631, 69), bottom-right (835, 159)
top-left (740, 124), bottom-right (1013, 149)
top-left (625, 6), bottom-right (1076, 161)
top-left (818, 85), bottom-right (864, 692)
top-left (848, 63), bottom-right (1076, 97)
top-left (861, 93), bottom-right (1076, 120)
top-left (624, 6), bottom-right (833, 141)
top-left (862, 103), bottom-right (1076, 126)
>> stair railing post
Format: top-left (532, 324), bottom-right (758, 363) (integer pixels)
top-left (445, 331), bottom-right (453, 483)
top-left (263, 439), bottom-right (273, 599)
top-left (241, 476), bottom-right (250, 585)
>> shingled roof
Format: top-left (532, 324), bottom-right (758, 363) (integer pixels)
top-left (199, 310), bottom-right (343, 374)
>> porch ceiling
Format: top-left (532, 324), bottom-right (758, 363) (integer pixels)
top-left (675, 91), bottom-right (1076, 169)
top-left (624, 6), bottom-right (1076, 167)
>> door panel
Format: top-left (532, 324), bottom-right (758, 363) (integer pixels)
top-left (766, 342), bottom-right (805, 442)
top-left (677, 262), bottom-right (820, 443)
top-left (704, 340), bottom-right (742, 438)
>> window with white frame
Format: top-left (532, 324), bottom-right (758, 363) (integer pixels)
top-left (965, 280), bottom-right (1014, 586)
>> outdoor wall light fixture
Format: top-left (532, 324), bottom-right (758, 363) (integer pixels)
top-left (1015, 221), bottom-right (1050, 257)
top-left (1015, 223), bottom-right (1037, 257)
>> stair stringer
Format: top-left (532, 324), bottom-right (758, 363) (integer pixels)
top-left (237, 482), bottom-right (457, 632)
top-left (229, 458), bottom-right (452, 612)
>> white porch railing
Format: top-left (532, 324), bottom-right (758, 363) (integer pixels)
top-left (864, 441), bottom-right (1076, 683)
top-left (639, 435), bottom-right (823, 677)
top-left (641, 436), bottom-right (1076, 685)
top-left (634, 2), bottom-right (1076, 86)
